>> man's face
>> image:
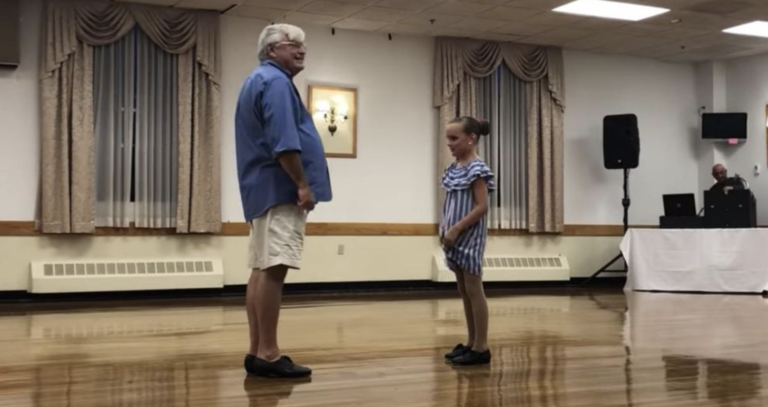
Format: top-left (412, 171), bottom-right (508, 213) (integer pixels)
top-left (269, 35), bottom-right (306, 77)
top-left (713, 166), bottom-right (727, 182)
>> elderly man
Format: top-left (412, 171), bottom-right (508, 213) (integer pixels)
top-left (710, 163), bottom-right (746, 194)
top-left (235, 24), bottom-right (331, 379)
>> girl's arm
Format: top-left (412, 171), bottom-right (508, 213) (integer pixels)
top-left (444, 178), bottom-right (489, 247)
top-left (453, 178), bottom-right (489, 232)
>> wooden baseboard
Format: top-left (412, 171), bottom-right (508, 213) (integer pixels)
top-left (0, 221), bottom-right (438, 237)
top-left (0, 222), bottom-right (180, 237)
top-left (220, 222), bottom-right (437, 236)
top-left (0, 220), bottom-right (655, 237)
top-left (0, 221), bottom-right (37, 236)
top-left (562, 224), bottom-right (655, 236)
top-left (307, 223), bottom-right (438, 236)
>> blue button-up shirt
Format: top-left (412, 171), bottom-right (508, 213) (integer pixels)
top-left (235, 61), bottom-right (332, 221)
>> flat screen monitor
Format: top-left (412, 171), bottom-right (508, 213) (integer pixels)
top-left (663, 193), bottom-right (696, 217)
top-left (702, 113), bottom-right (747, 140)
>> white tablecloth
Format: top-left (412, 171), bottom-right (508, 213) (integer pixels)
top-left (621, 229), bottom-right (768, 293)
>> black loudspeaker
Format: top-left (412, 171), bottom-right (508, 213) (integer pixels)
top-left (603, 114), bottom-right (639, 169)
top-left (703, 190), bottom-right (757, 228)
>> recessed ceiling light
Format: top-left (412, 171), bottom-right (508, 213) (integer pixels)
top-left (553, 0), bottom-right (670, 21)
top-left (723, 21), bottom-right (768, 38)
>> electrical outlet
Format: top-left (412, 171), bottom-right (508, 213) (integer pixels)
top-left (337, 245), bottom-right (345, 255)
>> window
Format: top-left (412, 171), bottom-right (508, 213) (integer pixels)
top-left (477, 65), bottom-right (528, 230)
top-left (94, 27), bottom-right (178, 229)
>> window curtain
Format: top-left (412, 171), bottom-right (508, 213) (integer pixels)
top-left (437, 75), bottom-right (477, 219)
top-left (433, 38), bottom-right (565, 233)
top-left (40, 1), bottom-right (221, 234)
top-left (477, 66), bottom-right (528, 230)
top-left (94, 29), bottom-right (135, 228)
top-left (135, 28), bottom-right (178, 229)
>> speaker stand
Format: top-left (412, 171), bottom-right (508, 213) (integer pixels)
top-left (581, 168), bottom-right (630, 286)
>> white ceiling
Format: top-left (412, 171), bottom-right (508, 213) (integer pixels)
top-left (117, 0), bottom-right (768, 62)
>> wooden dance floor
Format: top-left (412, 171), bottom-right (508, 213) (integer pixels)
top-left (1, 289), bottom-right (767, 407)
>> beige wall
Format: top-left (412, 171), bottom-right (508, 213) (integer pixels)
top-left (220, 16), bottom-right (438, 224)
top-left (2, 1), bottom-right (665, 292)
top-left (0, 235), bottom-right (623, 291)
top-left (2, 2), bottom-right (702, 225)
top-left (724, 54), bottom-right (768, 224)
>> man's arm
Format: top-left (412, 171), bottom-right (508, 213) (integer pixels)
top-left (262, 78), bottom-right (315, 210)
top-left (263, 78), bottom-right (302, 158)
top-left (277, 152), bottom-right (315, 210)
top-left (276, 152), bottom-right (307, 188)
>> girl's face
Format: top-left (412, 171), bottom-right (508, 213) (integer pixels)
top-left (446, 122), bottom-right (477, 159)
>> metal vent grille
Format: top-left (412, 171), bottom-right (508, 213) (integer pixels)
top-left (433, 254), bottom-right (570, 283)
top-left (483, 257), bottom-right (563, 269)
top-left (30, 259), bottom-right (224, 294)
top-left (42, 261), bottom-right (215, 277)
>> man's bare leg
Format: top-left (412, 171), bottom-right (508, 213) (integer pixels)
top-left (255, 265), bottom-right (289, 362)
top-left (246, 269), bottom-right (261, 356)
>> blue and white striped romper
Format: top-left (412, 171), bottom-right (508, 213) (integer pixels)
top-left (440, 158), bottom-right (496, 276)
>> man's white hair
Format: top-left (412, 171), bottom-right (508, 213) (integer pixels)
top-left (258, 24), bottom-right (306, 60)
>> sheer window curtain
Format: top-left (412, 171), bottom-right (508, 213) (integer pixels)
top-left (94, 27), bottom-right (178, 228)
top-left (477, 66), bottom-right (528, 230)
top-left (94, 29), bottom-right (135, 228)
top-left (135, 28), bottom-right (178, 228)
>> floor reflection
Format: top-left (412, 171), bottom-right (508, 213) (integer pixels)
top-left (625, 291), bottom-right (768, 364)
top-left (662, 355), bottom-right (762, 404)
top-left (31, 358), bottom-right (229, 407)
top-left (1, 290), bottom-right (767, 406)
top-left (450, 334), bottom-right (568, 407)
top-left (244, 377), bottom-right (308, 407)
top-left (663, 355), bottom-right (700, 399)
top-left (706, 358), bottom-right (761, 403)
top-left (626, 291), bottom-right (768, 406)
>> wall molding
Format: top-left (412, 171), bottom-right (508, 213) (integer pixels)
top-left (0, 221), bottom-right (656, 237)
top-left (561, 224), bottom-right (656, 236)
top-left (0, 221), bottom-right (38, 236)
top-left (220, 222), bottom-right (438, 236)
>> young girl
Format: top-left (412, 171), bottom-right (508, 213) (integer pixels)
top-left (440, 116), bottom-right (495, 366)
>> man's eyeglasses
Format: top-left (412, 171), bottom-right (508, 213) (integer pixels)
top-left (274, 41), bottom-right (307, 51)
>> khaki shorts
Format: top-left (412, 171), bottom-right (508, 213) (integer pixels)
top-left (248, 204), bottom-right (308, 270)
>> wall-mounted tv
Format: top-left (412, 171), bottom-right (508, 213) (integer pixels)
top-left (702, 113), bottom-right (747, 140)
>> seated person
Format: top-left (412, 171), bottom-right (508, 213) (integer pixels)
top-left (710, 164), bottom-right (747, 194)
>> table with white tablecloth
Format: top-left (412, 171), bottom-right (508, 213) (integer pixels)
top-left (620, 228), bottom-right (768, 293)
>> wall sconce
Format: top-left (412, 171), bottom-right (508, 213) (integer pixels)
top-left (314, 99), bottom-right (349, 136)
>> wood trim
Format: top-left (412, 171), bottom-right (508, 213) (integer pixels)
top-left (94, 224), bottom-right (177, 236)
top-left (561, 224), bottom-right (656, 236)
top-left (562, 224), bottom-right (624, 236)
top-left (0, 221), bottom-right (655, 237)
top-left (489, 225), bottom-right (657, 237)
top-left (307, 223), bottom-right (437, 236)
top-left (0, 222), bottom-right (180, 237)
top-left (0, 221), bottom-right (37, 236)
top-left (488, 229), bottom-right (529, 236)
top-left (220, 222), bottom-right (437, 236)
top-left (220, 222), bottom-right (250, 236)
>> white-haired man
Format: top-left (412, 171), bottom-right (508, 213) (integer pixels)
top-left (235, 24), bottom-right (331, 378)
